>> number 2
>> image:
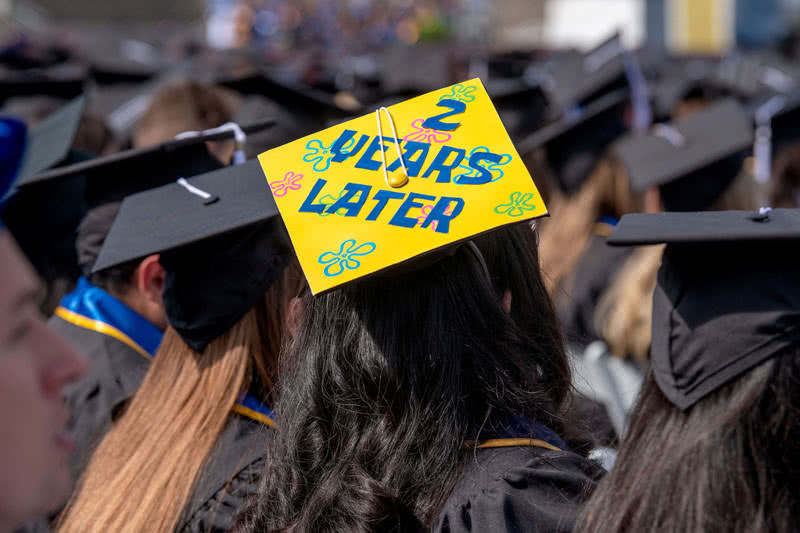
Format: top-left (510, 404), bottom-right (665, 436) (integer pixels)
top-left (421, 99), bottom-right (465, 132)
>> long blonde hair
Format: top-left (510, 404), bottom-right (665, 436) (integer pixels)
top-left (538, 153), bottom-right (641, 296)
top-left (596, 169), bottom-right (765, 361)
top-left (57, 265), bottom-right (302, 533)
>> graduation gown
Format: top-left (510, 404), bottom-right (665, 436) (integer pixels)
top-left (557, 225), bottom-right (633, 347)
top-left (50, 277), bottom-right (161, 477)
top-left (435, 445), bottom-right (604, 533)
top-left (178, 414), bottom-right (274, 533)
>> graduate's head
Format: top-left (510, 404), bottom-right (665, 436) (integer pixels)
top-left (578, 210), bottom-right (800, 533)
top-left (58, 162), bottom-right (304, 533)
top-left (0, 117), bottom-right (87, 531)
top-left (238, 80), bottom-right (557, 531)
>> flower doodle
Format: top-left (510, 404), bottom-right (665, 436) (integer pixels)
top-left (302, 135), bottom-right (356, 172)
top-left (302, 139), bottom-right (335, 171)
top-left (317, 189), bottom-right (365, 217)
top-left (416, 204), bottom-right (455, 231)
top-left (454, 147), bottom-right (512, 184)
top-left (494, 192), bottom-right (537, 217)
top-left (402, 119), bottom-right (452, 144)
top-left (270, 171), bottom-right (303, 197)
top-left (439, 83), bottom-right (477, 103)
top-left (318, 239), bottom-right (377, 277)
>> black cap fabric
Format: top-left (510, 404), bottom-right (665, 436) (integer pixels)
top-left (608, 209), bottom-right (800, 409)
top-left (0, 63), bottom-right (86, 105)
top-left (14, 95), bottom-right (86, 183)
top-left (218, 68), bottom-right (359, 118)
top-left (94, 159), bottom-right (291, 351)
top-left (545, 33), bottom-right (628, 111)
top-left (518, 89), bottom-right (630, 194)
top-left (711, 52), bottom-right (798, 100)
top-left (19, 117), bottom-right (275, 187)
top-left (616, 98), bottom-right (752, 210)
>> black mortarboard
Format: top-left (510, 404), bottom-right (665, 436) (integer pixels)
top-left (0, 63), bottom-right (86, 105)
top-left (710, 51), bottom-right (798, 101)
top-left (17, 120), bottom-right (274, 275)
top-left (93, 159), bottom-right (292, 352)
top-left (517, 89), bottom-right (630, 194)
top-left (649, 57), bottom-right (718, 120)
top-left (485, 78), bottom-right (549, 140)
top-left (217, 68), bottom-right (360, 120)
top-left (616, 98), bottom-right (752, 211)
top-left (13, 95), bottom-right (86, 183)
top-left (607, 209), bottom-right (800, 409)
top-left (544, 33), bottom-right (628, 112)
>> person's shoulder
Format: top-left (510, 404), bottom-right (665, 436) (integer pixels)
top-left (178, 417), bottom-right (272, 533)
top-left (435, 447), bottom-right (605, 533)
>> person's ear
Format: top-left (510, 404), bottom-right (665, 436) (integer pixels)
top-left (205, 140), bottom-right (235, 165)
top-left (286, 296), bottom-right (304, 341)
top-left (502, 289), bottom-right (512, 314)
top-left (136, 255), bottom-right (165, 306)
top-left (644, 186), bottom-right (661, 213)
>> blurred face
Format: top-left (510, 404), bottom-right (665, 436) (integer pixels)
top-left (0, 231), bottom-right (87, 532)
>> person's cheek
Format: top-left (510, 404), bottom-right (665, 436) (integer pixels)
top-left (0, 353), bottom-right (50, 521)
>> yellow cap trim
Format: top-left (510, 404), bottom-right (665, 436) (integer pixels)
top-left (465, 438), bottom-right (561, 452)
top-left (54, 306), bottom-right (152, 360)
top-left (231, 404), bottom-right (277, 428)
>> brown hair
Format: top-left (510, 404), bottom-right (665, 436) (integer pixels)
top-left (595, 169), bottom-right (764, 361)
top-left (538, 153), bottom-right (641, 296)
top-left (56, 264), bottom-right (303, 533)
top-left (576, 351), bottom-right (800, 533)
top-left (769, 141), bottom-right (800, 208)
top-left (133, 81), bottom-right (240, 148)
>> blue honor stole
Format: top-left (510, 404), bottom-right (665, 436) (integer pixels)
top-left (55, 277), bottom-right (276, 427)
top-left (594, 215), bottom-right (620, 237)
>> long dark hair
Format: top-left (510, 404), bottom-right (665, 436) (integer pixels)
top-left (473, 223), bottom-right (578, 444)
top-left (576, 348), bottom-right (800, 533)
top-left (234, 242), bottom-right (573, 532)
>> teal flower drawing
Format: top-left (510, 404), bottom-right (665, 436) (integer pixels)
top-left (454, 147), bottom-right (512, 184)
top-left (317, 188), bottom-right (366, 217)
top-left (494, 192), bottom-right (536, 217)
top-left (303, 136), bottom-right (355, 172)
top-left (439, 83), bottom-right (477, 103)
top-left (318, 239), bottom-right (377, 277)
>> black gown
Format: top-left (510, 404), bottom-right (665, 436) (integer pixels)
top-left (435, 445), bottom-right (604, 533)
top-left (178, 415), bottom-right (272, 533)
top-left (557, 232), bottom-right (633, 347)
top-left (49, 313), bottom-right (151, 476)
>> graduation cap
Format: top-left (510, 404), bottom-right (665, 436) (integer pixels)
top-left (85, 39), bottom-right (164, 84)
top-left (258, 78), bottom-right (548, 295)
top-left (19, 117), bottom-right (276, 188)
top-left (217, 67), bottom-right (360, 120)
top-left (484, 78), bottom-right (549, 140)
top-left (616, 98), bottom-right (753, 211)
top-left (517, 89), bottom-right (630, 194)
top-left (10, 95), bottom-right (86, 184)
top-left (649, 57), bottom-right (718, 120)
top-left (23, 118), bottom-right (274, 274)
top-left (543, 33), bottom-right (629, 112)
top-left (710, 51), bottom-right (798, 101)
top-left (0, 63), bottom-right (86, 105)
top-left (607, 209), bottom-right (800, 409)
top-left (93, 159), bottom-right (292, 352)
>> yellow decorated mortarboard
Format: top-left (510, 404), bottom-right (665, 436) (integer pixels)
top-left (258, 78), bottom-right (547, 294)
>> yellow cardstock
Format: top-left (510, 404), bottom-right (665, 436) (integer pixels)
top-left (258, 78), bottom-right (547, 294)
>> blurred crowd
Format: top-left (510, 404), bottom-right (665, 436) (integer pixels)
top-left (0, 12), bottom-right (799, 533)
